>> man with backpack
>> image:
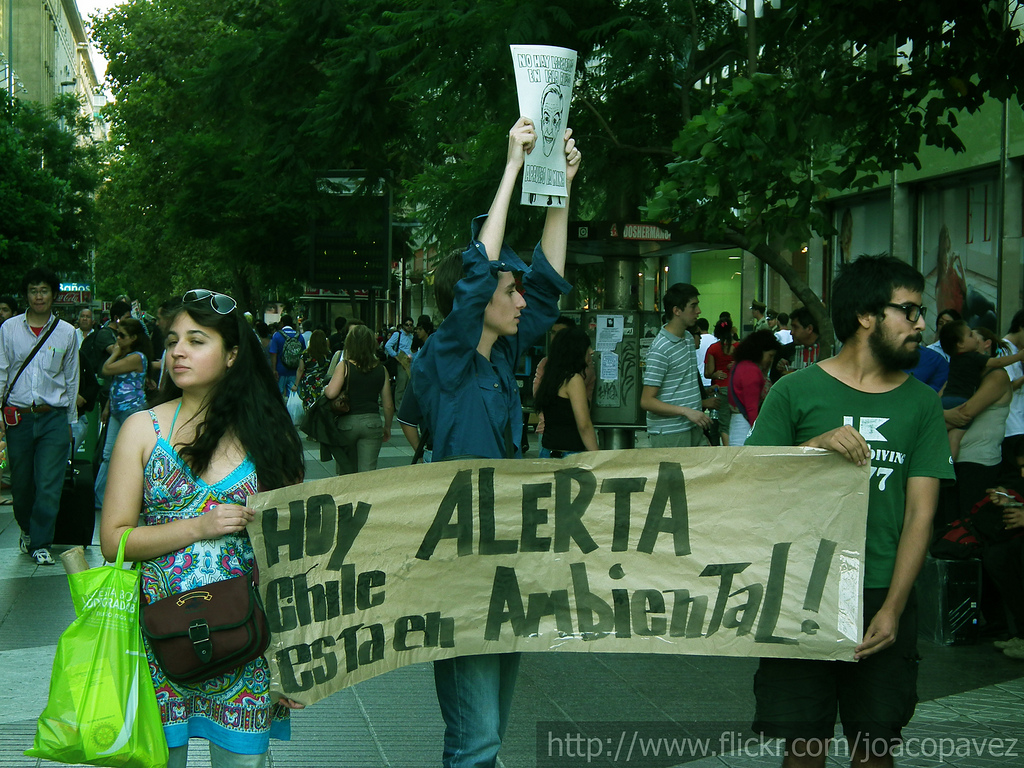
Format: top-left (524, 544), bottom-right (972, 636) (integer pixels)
top-left (269, 314), bottom-right (305, 396)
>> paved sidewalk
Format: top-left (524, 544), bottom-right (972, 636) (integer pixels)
top-left (1, 429), bottom-right (1023, 767)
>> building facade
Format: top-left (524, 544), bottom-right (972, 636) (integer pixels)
top-left (2, 0), bottom-right (106, 138)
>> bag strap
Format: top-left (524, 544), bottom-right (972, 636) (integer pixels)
top-left (411, 425), bottom-right (430, 465)
top-left (2, 319), bottom-right (61, 408)
top-left (116, 528), bottom-right (132, 569)
top-left (728, 371), bottom-right (751, 424)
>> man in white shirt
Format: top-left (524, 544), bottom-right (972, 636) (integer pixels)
top-left (74, 307), bottom-right (94, 349)
top-left (775, 312), bottom-right (793, 345)
top-left (385, 316), bottom-right (415, 408)
top-left (0, 267), bottom-right (79, 565)
top-left (695, 317), bottom-right (716, 387)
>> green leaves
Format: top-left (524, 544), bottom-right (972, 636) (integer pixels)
top-left (0, 92), bottom-right (102, 277)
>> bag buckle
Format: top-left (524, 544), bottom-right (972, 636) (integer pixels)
top-left (188, 620), bottom-right (214, 663)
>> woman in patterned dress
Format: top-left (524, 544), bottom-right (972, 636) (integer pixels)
top-left (100, 290), bottom-right (306, 767)
top-left (95, 317), bottom-right (153, 511)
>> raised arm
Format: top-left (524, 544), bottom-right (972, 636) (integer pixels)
top-left (985, 348), bottom-right (1024, 370)
top-left (539, 129), bottom-right (581, 277)
top-left (478, 117), bottom-right (536, 262)
top-left (102, 347), bottom-right (143, 377)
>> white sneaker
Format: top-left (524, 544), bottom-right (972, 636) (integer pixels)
top-left (18, 531), bottom-right (29, 554)
top-left (31, 548), bottom-right (55, 565)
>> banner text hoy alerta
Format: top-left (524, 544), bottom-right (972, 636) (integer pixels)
top-left (248, 448), bottom-right (868, 706)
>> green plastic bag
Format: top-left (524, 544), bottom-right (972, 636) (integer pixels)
top-left (26, 530), bottom-right (169, 768)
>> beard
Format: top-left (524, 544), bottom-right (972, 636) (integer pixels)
top-left (868, 319), bottom-right (921, 371)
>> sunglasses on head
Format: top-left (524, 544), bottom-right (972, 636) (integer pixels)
top-left (183, 289), bottom-right (237, 315)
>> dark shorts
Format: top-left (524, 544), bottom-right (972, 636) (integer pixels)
top-left (752, 588), bottom-right (919, 752)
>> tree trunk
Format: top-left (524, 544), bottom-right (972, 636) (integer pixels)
top-left (724, 232), bottom-right (835, 357)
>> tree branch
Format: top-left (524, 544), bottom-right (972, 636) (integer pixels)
top-left (578, 97), bottom-right (675, 157)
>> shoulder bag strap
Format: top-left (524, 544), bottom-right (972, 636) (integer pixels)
top-left (411, 425), bottom-right (430, 465)
top-left (2, 319), bottom-right (61, 408)
top-left (728, 366), bottom-right (751, 424)
top-left (504, 420), bottom-right (514, 459)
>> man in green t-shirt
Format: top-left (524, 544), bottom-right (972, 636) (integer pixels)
top-left (747, 255), bottom-right (954, 767)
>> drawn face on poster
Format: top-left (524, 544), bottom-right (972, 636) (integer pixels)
top-left (919, 179), bottom-right (998, 340)
top-left (540, 85), bottom-right (563, 157)
top-left (510, 44), bottom-right (577, 208)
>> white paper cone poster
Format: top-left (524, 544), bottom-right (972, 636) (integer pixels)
top-left (510, 44), bottom-right (577, 208)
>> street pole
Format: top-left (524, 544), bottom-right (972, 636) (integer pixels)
top-left (6, 0), bottom-right (14, 96)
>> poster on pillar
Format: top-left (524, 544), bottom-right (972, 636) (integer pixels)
top-left (918, 176), bottom-right (999, 338)
top-left (835, 198), bottom-right (892, 266)
top-left (510, 44), bottom-right (577, 208)
top-left (246, 447), bottom-right (868, 707)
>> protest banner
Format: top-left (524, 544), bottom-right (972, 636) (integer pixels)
top-left (509, 44), bottom-right (577, 208)
top-left (247, 447), bottom-right (868, 707)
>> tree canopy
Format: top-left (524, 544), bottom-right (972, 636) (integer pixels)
top-left (91, 0), bottom-right (1024, 325)
top-left (648, 0), bottom-right (1024, 345)
top-left (0, 91), bottom-right (103, 285)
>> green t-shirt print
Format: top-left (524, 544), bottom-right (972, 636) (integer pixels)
top-left (747, 365), bottom-right (954, 589)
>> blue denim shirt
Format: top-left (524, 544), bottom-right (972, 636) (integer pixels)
top-left (412, 215), bottom-right (571, 461)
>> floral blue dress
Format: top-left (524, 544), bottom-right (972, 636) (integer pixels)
top-left (140, 406), bottom-right (289, 754)
top-left (109, 351), bottom-right (148, 417)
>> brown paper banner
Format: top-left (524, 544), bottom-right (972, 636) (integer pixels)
top-left (247, 446), bottom-right (868, 706)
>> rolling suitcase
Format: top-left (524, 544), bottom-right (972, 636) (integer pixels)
top-left (53, 458), bottom-right (96, 547)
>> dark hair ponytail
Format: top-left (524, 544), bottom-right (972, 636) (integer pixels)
top-left (157, 302), bottom-right (304, 489)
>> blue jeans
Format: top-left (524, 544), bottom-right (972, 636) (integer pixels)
top-left (433, 653), bottom-right (521, 768)
top-left (277, 374), bottom-right (296, 397)
top-left (167, 743), bottom-right (271, 768)
top-left (8, 408), bottom-right (70, 551)
top-left (93, 409), bottom-right (127, 511)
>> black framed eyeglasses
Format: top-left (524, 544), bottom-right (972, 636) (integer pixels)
top-left (183, 289), bottom-right (237, 315)
top-left (885, 302), bottom-right (926, 323)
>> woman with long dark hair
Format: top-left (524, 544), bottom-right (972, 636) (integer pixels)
top-left (100, 290), bottom-right (304, 767)
top-left (323, 323), bottom-right (394, 474)
top-left (533, 325), bottom-right (598, 456)
top-left (94, 316), bottom-right (155, 511)
top-left (728, 329), bottom-right (781, 446)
